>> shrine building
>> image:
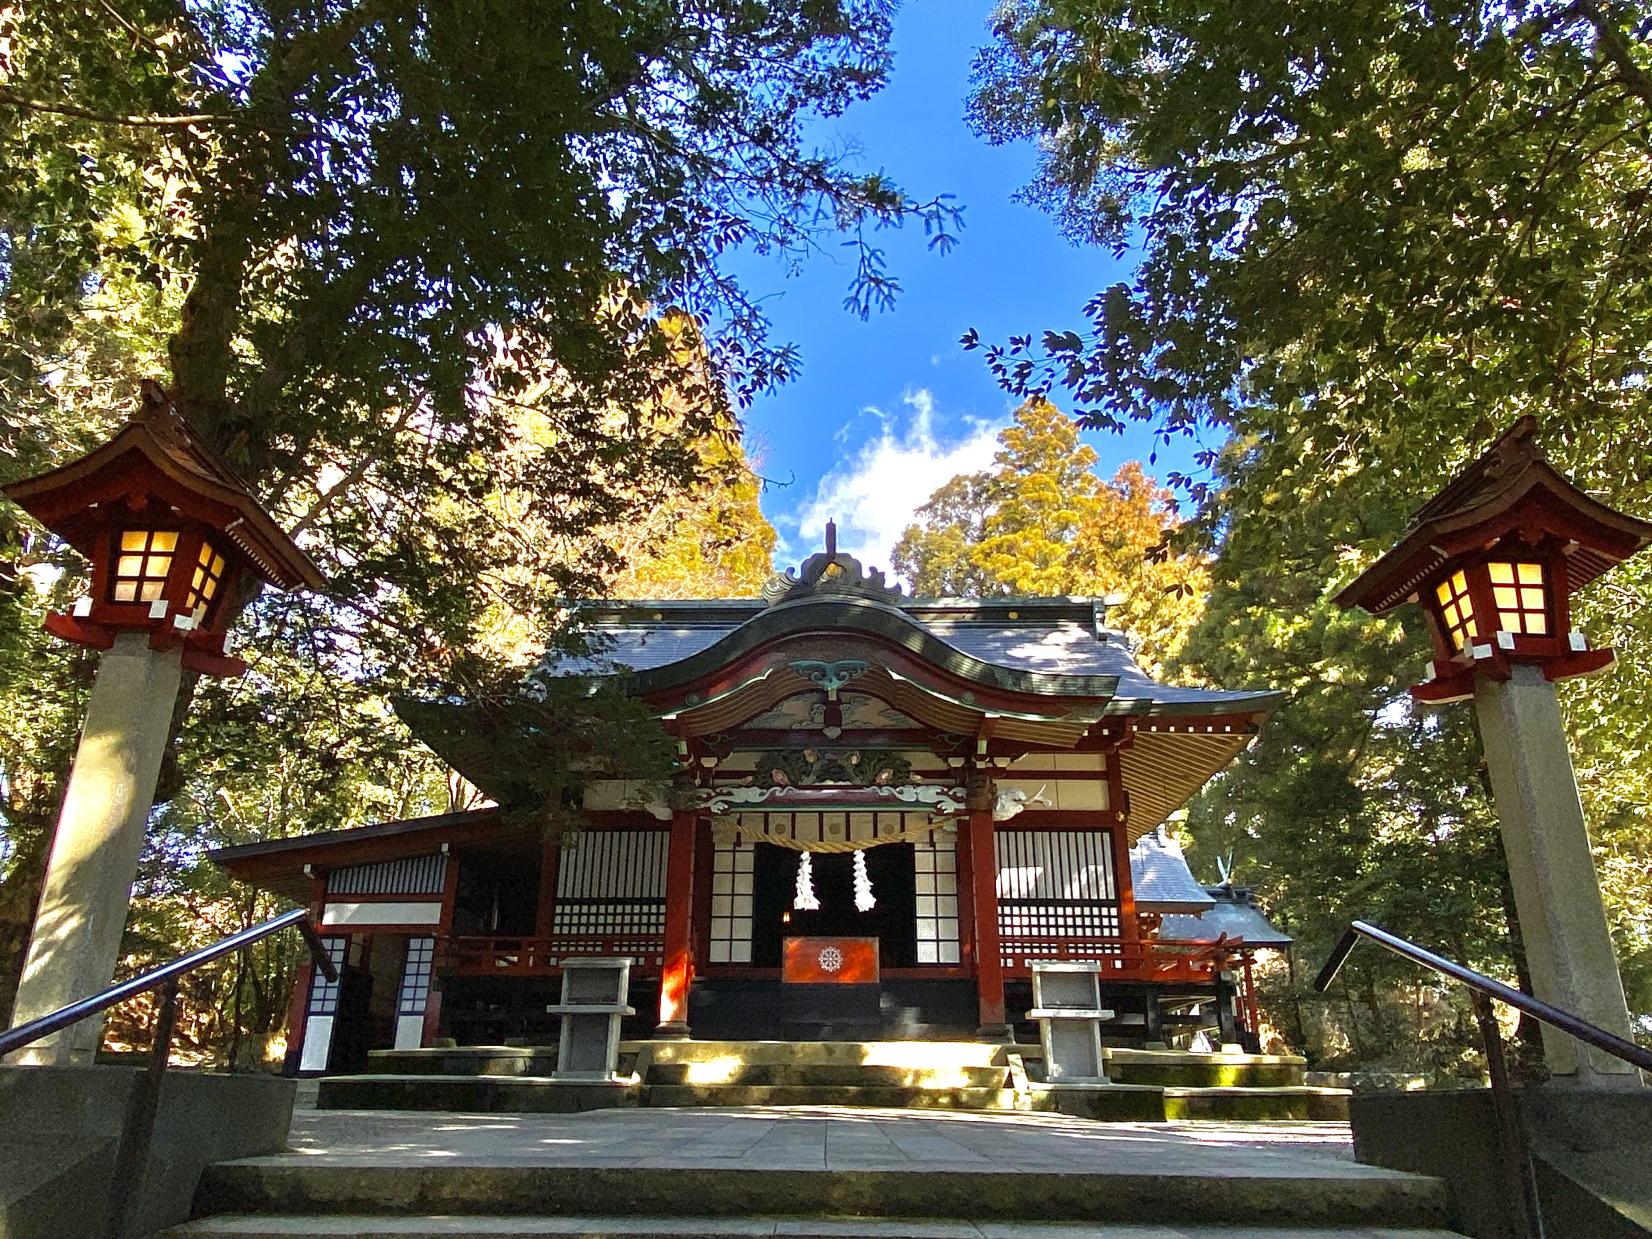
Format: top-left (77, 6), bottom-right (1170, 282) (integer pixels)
top-left (213, 534), bottom-right (1284, 1074)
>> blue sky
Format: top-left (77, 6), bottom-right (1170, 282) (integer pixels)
top-left (731, 0), bottom-right (1198, 577)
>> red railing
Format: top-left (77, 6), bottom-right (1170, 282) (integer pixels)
top-left (437, 934), bottom-right (666, 976)
top-left (1000, 935), bottom-right (1245, 983)
top-left (440, 933), bottom-right (1246, 987)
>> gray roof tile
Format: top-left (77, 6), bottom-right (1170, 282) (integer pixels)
top-left (1129, 829), bottom-right (1218, 913)
top-left (1160, 890), bottom-right (1293, 948)
top-left (538, 601), bottom-right (1273, 712)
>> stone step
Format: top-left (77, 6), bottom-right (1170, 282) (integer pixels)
top-left (162, 1213), bottom-right (1467, 1237)
top-left (1030, 1084), bottom-right (1348, 1123)
top-left (365, 1048), bottom-right (560, 1077)
top-left (638, 1084), bottom-right (1020, 1110)
top-left (642, 1063), bottom-right (1009, 1089)
top-left (317, 1073), bottom-right (1347, 1123)
top-left (1163, 1086), bottom-right (1351, 1123)
top-left (188, 1163), bottom-right (1455, 1232)
top-left (1101, 1049), bottom-right (1307, 1090)
top-left (624, 1040), bottom-right (1011, 1070)
top-left (318, 1075), bottom-right (636, 1114)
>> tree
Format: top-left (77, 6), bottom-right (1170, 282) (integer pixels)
top-left (1, 0), bottom-right (943, 1032)
top-left (893, 398), bottom-right (1207, 669)
top-left (889, 472), bottom-right (997, 598)
top-left (607, 432), bottom-right (778, 599)
top-left (5, 0), bottom-right (954, 673)
top-left (968, 0), bottom-right (1652, 1061)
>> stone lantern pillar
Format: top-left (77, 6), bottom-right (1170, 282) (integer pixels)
top-left (1336, 417), bottom-right (1649, 1089)
top-left (3, 381), bottom-right (322, 1065)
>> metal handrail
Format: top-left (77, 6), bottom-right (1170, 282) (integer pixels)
top-left (0, 907), bottom-right (337, 1238)
top-left (0, 906), bottom-right (336, 1057)
top-left (1314, 919), bottom-right (1652, 1239)
top-left (1314, 918), bottom-right (1652, 1072)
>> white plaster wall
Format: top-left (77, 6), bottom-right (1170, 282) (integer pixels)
top-left (298, 1015), bottom-right (334, 1073)
top-left (320, 900), bottom-right (442, 927)
top-left (393, 1014), bottom-right (425, 1050)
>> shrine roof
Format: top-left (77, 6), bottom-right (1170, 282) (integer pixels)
top-left (541, 595), bottom-right (1276, 716)
top-left (396, 541), bottom-right (1278, 826)
top-left (209, 807), bottom-right (515, 900)
top-left (1129, 827), bottom-right (1218, 914)
top-left (1160, 886), bottom-right (1293, 948)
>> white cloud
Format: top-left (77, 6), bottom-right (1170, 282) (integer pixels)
top-left (793, 388), bottom-right (1003, 581)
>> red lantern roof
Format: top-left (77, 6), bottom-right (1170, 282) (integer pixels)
top-left (1335, 417), bottom-right (1652, 616)
top-left (4, 381), bottom-right (323, 592)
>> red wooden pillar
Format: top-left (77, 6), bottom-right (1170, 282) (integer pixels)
top-left (966, 804), bottom-right (1010, 1037)
top-left (1106, 748), bottom-right (1140, 950)
top-left (954, 819), bottom-right (975, 972)
top-left (423, 847), bottom-right (463, 1046)
top-left (534, 835), bottom-right (560, 941)
top-left (657, 808), bottom-right (698, 1037)
top-left (1241, 949), bottom-right (1261, 1037)
top-left (282, 962), bottom-right (312, 1074)
top-left (1110, 820), bottom-right (1139, 948)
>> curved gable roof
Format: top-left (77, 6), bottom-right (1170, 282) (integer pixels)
top-left (542, 595), bottom-right (1279, 719)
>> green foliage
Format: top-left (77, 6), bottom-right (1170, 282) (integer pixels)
top-left (5, 0), bottom-right (954, 673)
top-left (970, 0), bottom-right (1652, 1066)
top-left (396, 659), bottom-right (681, 837)
top-left (893, 471), bottom-right (997, 597)
top-left (893, 398), bottom-right (1208, 669)
top-left (607, 431), bottom-right (778, 599)
top-left (0, 0), bottom-right (928, 1056)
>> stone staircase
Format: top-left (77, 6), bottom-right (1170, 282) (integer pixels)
top-left (314, 1038), bottom-right (1351, 1121)
top-left (159, 1103), bottom-right (1461, 1238)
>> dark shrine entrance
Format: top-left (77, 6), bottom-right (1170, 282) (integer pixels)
top-left (750, 842), bottom-right (918, 968)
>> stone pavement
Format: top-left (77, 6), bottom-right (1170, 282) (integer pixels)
top-left (169, 1108), bottom-right (1461, 1236)
top-left (283, 1105), bottom-right (1370, 1177)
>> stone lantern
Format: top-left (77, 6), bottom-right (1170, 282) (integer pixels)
top-left (4, 381), bottom-right (322, 1064)
top-left (1336, 416), bottom-right (1650, 1088)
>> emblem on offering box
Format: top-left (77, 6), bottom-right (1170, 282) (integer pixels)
top-left (782, 936), bottom-right (879, 985)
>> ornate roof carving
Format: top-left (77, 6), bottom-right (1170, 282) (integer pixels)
top-left (761, 519), bottom-right (905, 605)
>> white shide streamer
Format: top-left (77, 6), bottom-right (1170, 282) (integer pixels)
top-left (852, 847), bottom-right (876, 912)
top-left (793, 851), bottom-right (821, 911)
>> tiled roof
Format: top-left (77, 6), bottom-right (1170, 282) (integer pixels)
top-left (1128, 828), bottom-right (1218, 913)
top-left (556, 621), bottom-right (743, 674)
top-left (1160, 886), bottom-right (1293, 948)
top-left (540, 598), bottom-right (1275, 712)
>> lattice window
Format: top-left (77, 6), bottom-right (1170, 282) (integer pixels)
top-left (111, 529), bottom-right (176, 603)
top-left (913, 830), bottom-right (960, 964)
top-left (1434, 568), bottom-right (1479, 651)
top-left (1488, 561), bottom-right (1549, 636)
top-left (708, 837), bottom-right (755, 963)
top-left (995, 828), bottom-right (1121, 946)
top-left (328, 852), bottom-right (447, 896)
top-left (551, 829), bottom-right (667, 941)
top-left (183, 540), bottom-right (228, 624)
top-left (306, 937), bottom-right (350, 1016)
top-left (397, 936), bottom-right (435, 1016)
